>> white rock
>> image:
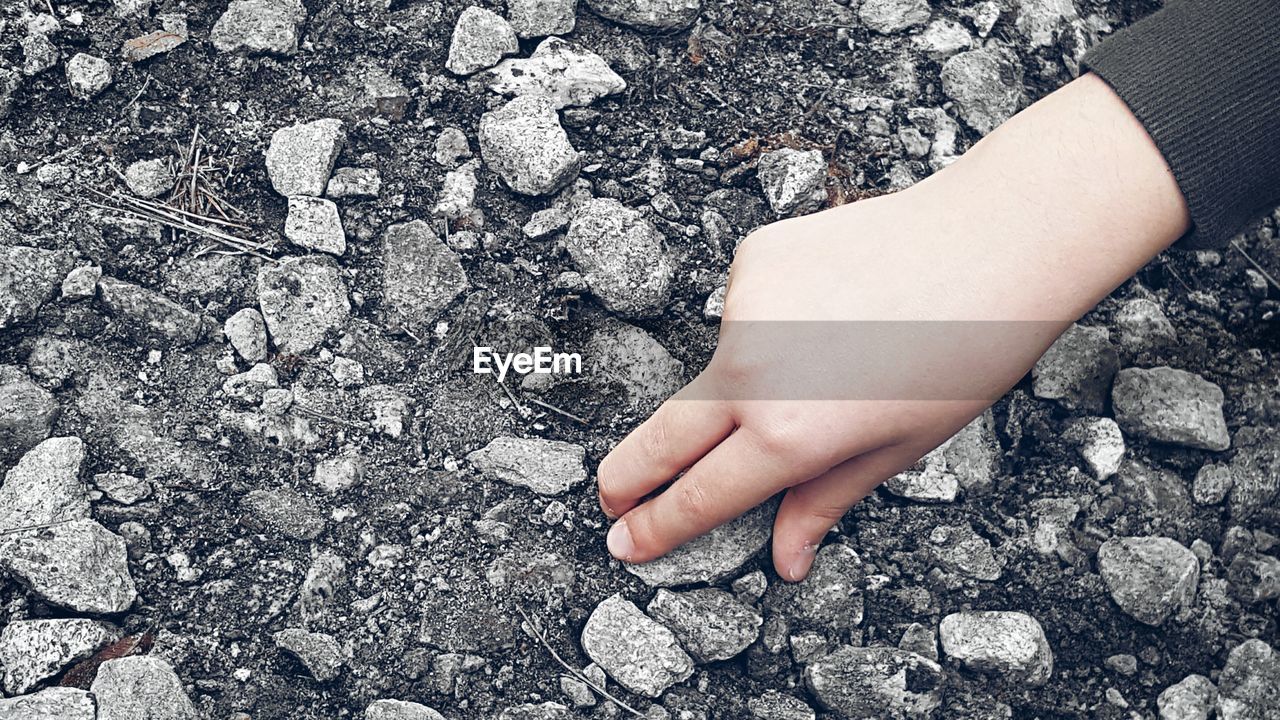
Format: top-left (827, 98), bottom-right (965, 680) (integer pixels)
top-left (0, 619), bottom-right (120, 694)
top-left (380, 220), bottom-right (468, 337)
top-left (564, 198), bottom-right (672, 316)
top-left (704, 285), bottom-right (726, 319)
top-left (478, 95), bottom-right (580, 196)
top-left (940, 48), bottom-right (1024, 135)
top-left (61, 265), bottom-right (101, 300)
top-left (625, 499), bottom-right (776, 586)
top-left (884, 411), bottom-right (999, 500)
top-left (0, 518), bottom-right (137, 614)
top-left (580, 594), bottom-right (694, 697)
top-left (1157, 674), bottom-right (1216, 720)
top-left (757, 148), bottom-right (826, 215)
top-left (859, 0), bottom-right (930, 33)
top-left (939, 611), bottom-right (1054, 687)
top-left (285, 196), bottom-right (347, 255)
top-left (1014, 0), bottom-right (1081, 48)
top-left (508, 0), bottom-right (577, 37)
top-left (222, 363), bottom-right (279, 404)
top-left (124, 158), bottom-right (175, 199)
top-left (366, 700), bottom-right (448, 720)
top-left (94, 472), bottom-right (151, 505)
top-left (488, 38), bottom-right (626, 110)
top-left (211, 0), bottom-right (307, 56)
top-left (0, 687), bottom-right (95, 720)
top-left (584, 320), bottom-right (683, 413)
top-left (1112, 367), bottom-right (1230, 451)
top-left (224, 307), bottom-right (269, 363)
top-left (66, 53), bottom-right (112, 99)
top-left (265, 118), bottom-right (346, 197)
top-left (913, 19), bottom-right (973, 59)
top-left (314, 455), bottom-right (365, 493)
top-left (257, 256), bottom-right (350, 355)
top-left (1075, 417), bottom-right (1125, 480)
top-left (92, 656), bottom-right (197, 720)
top-left (433, 159), bottom-right (480, 220)
top-left (0, 436), bottom-right (87, 532)
top-left (467, 437), bottom-right (587, 496)
top-left (434, 127), bottom-right (472, 167)
top-left (445, 6), bottom-right (518, 76)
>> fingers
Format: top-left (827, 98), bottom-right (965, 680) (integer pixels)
top-left (772, 444), bottom-right (917, 582)
top-left (597, 375), bottom-right (734, 519)
top-left (606, 426), bottom-right (830, 564)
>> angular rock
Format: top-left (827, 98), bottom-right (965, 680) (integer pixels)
top-left (757, 148), bottom-right (827, 215)
top-left (1114, 458), bottom-right (1193, 526)
top-left (1014, 0), bottom-right (1081, 48)
top-left (222, 363), bottom-right (279, 404)
top-left (314, 455), bottom-right (364, 494)
top-left (584, 0), bottom-right (701, 30)
top-left (564, 198), bottom-right (672, 316)
top-left (941, 48), bottom-right (1024, 135)
top-left (327, 167), bottom-right (382, 199)
top-left (0, 519), bottom-right (137, 614)
top-left (860, 0), bottom-right (931, 34)
top-left (60, 265), bottom-right (101, 300)
top-left (225, 307), bottom-right (269, 363)
top-left (98, 277), bottom-right (212, 346)
top-left (467, 437), bottom-right (587, 496)
top-left (365, 700), bottom-right (448, 720)
top-left (66, 53), bottom-right (112, 99)
top-left (22, 32), bottom-right (59, 77)
top-left (0, 688), bottom-right (95, 720)
top-left (92, 656), bottom-right (197, 720)
top-left (1157, 674), bottom-right (1216, 720)
top-left (498, 703), bottom-right (573, 720)
top-left (0, 372), bottom-right (58, 456)
top-left (1193, 463), bottom-right (1233, 506)
top-left (509, 0), bottom-right (578, 37)
top-left (0, 436), bottom-right (86, 532)
top-left (446, 6), bottom-right (518, 75)
top-left (939, 611), bottom-right (1053, 687)
top-left (929, 523), bottom-right (1003, 581)
top-left (748, 691), bottom-right (816, 720)
top-left (243, 487), bottom-right (326, 540)
top-left (488, 38), bottom-right (625, 110)
top-left (885, 410), bottom-right (999, 499)
top-left (1114, 298), bottom-right (1177, 353)
top-left (1032, 324), bottom-right (1119, 413)
top-left (580, 594), bottom-right (694, 697)
top-left (0, 619), bottom-right (120, 694)
top-left (1227, 553), bottom-right (1280, 604)
top-left (211, 0), bottom-right (307, 56)
top-left (360, 384), bottom-right (413, 438)
top-left (1112, 367), bottom-right (1230, 451)
top-left (523, 208), bottom-right (569, 239)
top-left (257, 255), bottom-right (350, 355)
top-left (625, 498), bottom-right (775, 586)
top-left (265, 118), bottom-right (346, 197)
top-left (433, 160), bottom-right (479, 220)
top-left (1217, 639), bottom-right (1280, 720)
top-left (434, 127), bottom-right (472, 167)
top-left (646, 587), bottom-right (763, 663)
top-left (274, 628), bottom-right (345, 682)
top-left (380, 220), bottom-right (468, 337)
top-left (913, 19), bottom-right (973, 59)
top-left (286, 196), bottom-right (347, 255)
top-left (1074, 417), bottom-right (1125, 480)
top-left (479, 95), bottom-right (580, 196)
top-left (789, 543), bottom-right (865, 632)
top-left (1, 245), bottom-right (72, 329)
top-left (1098, 536), bottom-right (1199, 625)
top-left (123, 158), bottom-right (175, 199)
top-left (805, 645), bottom-right (944, 719)
top-left (94, 472), bottom-right (152, 505)
top-left (1226, 426), bottom-right (1280, 522)
top-left (585, 321), bottom-right (683, 412)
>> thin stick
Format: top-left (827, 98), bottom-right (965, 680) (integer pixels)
top-left (0, 519), bottom-right (72, 537)
top-left (292, 404), bottom-right (367, 429)
top-left (497, 379), bottom-right (528, 417)
top-left (80, 196), bottom-right (274, 262)
top-left (514, 606), bottom-right (645, 717)
top-left (524, 397), bottom-right (588, 425)
top-left (1231, 239), bottom-right (1280, 291)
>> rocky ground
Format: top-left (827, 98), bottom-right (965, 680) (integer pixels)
top-left (1, 0), bottom-right (1279, 718)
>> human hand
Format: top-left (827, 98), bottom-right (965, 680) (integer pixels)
top-left (597, 73), bottom-right (1191, 581)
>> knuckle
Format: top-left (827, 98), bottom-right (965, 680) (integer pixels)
top-left (639, 415), bottom-right (672, 468)
top-left (751, 420), bottom-right (806, 459)
top-left (673, 477), bottom-right (711, 522)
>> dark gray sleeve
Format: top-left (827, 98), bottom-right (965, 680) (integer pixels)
top-left (1081, 0), bottom-right (1280, 249)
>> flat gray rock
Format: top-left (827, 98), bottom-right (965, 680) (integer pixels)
top-left (0, 371), bottom-right (59, 458)
top-left (98, 277), bottom-right (213, 347)
top-left (265, 118), bottom-right (346, 196)
top-left (584, 0), bottom-right (701, 30)
top-left (0, 618), bottom-right (120, 694)
top-left (275, 628), bottom-right (345, 682)
top-left (625, 498), bottom-right (775, 586)
top-left (479, 95), bottom-right (580, 196)
top-left (224, 307), bottom-right (268, 363)
top-left (860, 0), bottom-right (931, 33)
top-left (92, 656), bottom-right (197, 720)
top-left (257, 256), bottom-right (350, 355)
top-left (1217, 639), bottom-right (1279, 720)
top-left (565, 198), bottom-right (672, 316)
top-left (0, 518), bottom-right (137, 614)
top-left (928, 523), bottom-right (1003, 581)
top-left (0, 687), bottom-right (95, 720)
top-left (1098, 536), bottom-right (1199, 626)
top-left (1032, 324), bottom-right (1119, 413)
top-left (647, 587), bottom-right (762, 663)
top-left (365, 699), bottom-right (448, 720)
top-left (487, 38), bottom-right (625, 110)
top-left (580, 594), bottom-right (693, 697)
top-left (940, 48), bottom-right (1024, 135)
top-left (585, 321), bottom-right (684, 413)
top-left (285, 196), bottom-right (346, 255)
top-left (805, 645), bottom-right (944, 719)
top-left (1, 245), bottom-right (73, 329)
top-left (939, 611), bottom-right (1053, 687)
top-left (789, 543), bottom-right (865, 632)
top-left (1112, 366), bottom-right (1230, 451)
top-left (211, 0), bottom-right (307, 56)
top-left (0, 436), bottom-right (87, 532)
top-left (380, 220), bottom-right (468, 337)
top-left (467, 436), bottom-right (587, 496)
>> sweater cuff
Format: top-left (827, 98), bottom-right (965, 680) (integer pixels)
top-left (1081, 0), bottom-right (1280, 250)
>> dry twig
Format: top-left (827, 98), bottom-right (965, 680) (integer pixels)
top-left (1231, 239), bottom-right (1280, 291)
top-left (514, 605), bottom-right (645, 717)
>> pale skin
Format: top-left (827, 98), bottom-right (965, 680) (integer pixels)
top-left (596, 72), bottom-right (1192, 581)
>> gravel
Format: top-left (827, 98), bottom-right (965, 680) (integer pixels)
top-left (92, 656), bottom-right (197, 720)
top-left (805, 645), bottom-right (944, 718)
top-left (94, 471), bottom-right (152, 505)
top-left (1157, 674), bottom-right (1216, 720)
top-left (1, 245), bottom-right (72, 330)
top-left (224, 307), bottom-right (269, 363)
top-left (580, 594), bottom-right (694, 697)
top-left (1032, 323), bottom-right (1119, 413)
top-left (488, 38), bottom-right (626, 110)
top-left (939, 611), bottom-right (1054, 687)
top-left (434, 159), bottom-right (480, 220)
top-left (264, 118), bottom-right (346, 197)
top-left (583, 320), bottom-right (684, 412)
top-left (1193, 463), bottom-right (1234, 505)
top-left (1112, 367), bottom-right (1231, 451)
top-left (1098, 536), bottom-right (1200, 626)
top-left (479, 95), bottom-right (581, 196)
top-left (285, 196), bottom-right (347, 255)
top-left (0, 436), bottom-right (86, 531)
top-left (445, 6), bottom-right (519, 76)
top-left (928, 523), bottom-right (1003, 581)
top-left (940, 47), bottom-right (1025, 135)
top-left (380, 220), bottom-right (468, 337)
top-left (65, 53), bottom-right (112, 99)
top-left (211, 0), bottom-right (307, 56)
top-left (0, 618), bottom-right (120, 694)
top-left (646, 587), bottom-right (763, 663)
top-left (1224, 426), bottom-right (1280, 522)
top-left (0, 518), bottom-right (136, 614)
top-left (624, 498), bottom-right (775, 586)
top-left (0, 688), bottom-right (95, 720)
top-left (466, 436), bottom-right (587, 496)
top-left (1216, 639), bottom-right (1279, 719)
top-left (256, 255), bottom-right (351, 355)
top-left (756, 148), bottom-right (827, 215)
top-left (274, 628), bottom-right (346, 681)
top-left (748, 690), bottom-right (817, 720)
top-left (123, 158), bottom-right (175, 198)
top-left (564, 198), bottom-right (672, 316)
top-left (508, 0), bottom-right (578, 37)
top-left (583, 0), bottom-right (701, 30)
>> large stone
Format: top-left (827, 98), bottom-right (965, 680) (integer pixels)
top-left (274, 628), bottom-right (345, 682)
top-left (0, 519), bottom-right (137, 614)
top-left (479, 95), bottom-right (580, 196)
top-left (646, 587), bottom-right (762, 663)
top-left (243, 487), bottom-right (326, 540)
top-left (508, 0), bottom-right (578, 37)
top-left (1217, 639), bottom-right (1280, 720)
top-left (584, 0), bottom-right (701, 30)
top-left (285, 196), bottom-right (346, 255)
top-left (0, 436), bottom-right (87, 532)
top-left (1098, 536), bottom-right (1199, 626)
top-left (380, 220), bottom-right (468, 337)
top-left (445, 6), bottom-right (518, 75)
top-left (1032, 324), bottom-right (1119, 413)
top-left (884, 410), bottom-right (999, 500)
top-left (859, 0), bottom-right (931, 34)
top-left (0, 688), bottom-right (95, 720)
top-left (211, 0), bottom-right (307, 56)
top-left (939, 611), bottom-right (1053, 687)
top-left (580, 594), bottom-right (694, 697)
top-left (265, 118), bottom-right (346, 197)
top-left (365, 700), bottom-right (448, 720)
top-left (467, 437), bottom-right (587, 496)
top-left (257, 256), bottom-right (350, 355)
top-left (1158, 674), bottom-right (1216, 720)
top-left (1, 245), bottom-right (72, 329)
top-left (584, 321), bottom-right (683, 413)
top-left (98, 277), bottom-right (212, 346)
top-left (757, 148), bottom-right (827, 215)
top-left (0, 619), bottom-right (120, 694)
top-left (625, 498), bottom-right (775, 586)
top-left (788, 543), bottom-right (865, 633)
top-left (805, 645), bottom-right (944, 719)
top-left (564, 198), bottom-right (672, 316)
top-left (487, 38), bottom-right (625, 110)
top-left (1112, 367), bottom-right (1230, 451)
top-left (92, 656), bottom-right (197, 720)
top-left (940, 48), bottom-right (1024, 135)
top-left (0, 371), bottom-right (58, 456)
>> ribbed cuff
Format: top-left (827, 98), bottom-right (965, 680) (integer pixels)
top-left (1082, 0), bottom-right (1280, 250)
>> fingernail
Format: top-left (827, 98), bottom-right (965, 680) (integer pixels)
top-left (786, 541), bottom-right (820, 582)
top-left (607, 519), bottom-right (636, 562)
top-left (600, 497), bottom-right (618, 520)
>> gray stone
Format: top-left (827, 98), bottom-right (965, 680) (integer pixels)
top-left (123, 159), bottom-right (175, 199)
top-left (114, 0), bottom-right (152, 17)
top-left (498, 703), bottom-right (573, 720)
top-left (257, 256), bottom-right (350, 355)
top-left (757, 148), bottom-right (826, 215)
top-left (1114, 458), bottom-right (1193, 526)
top-left (509, 0), bottom-right (577, 37)
top-left (22, 32), bottom-right (60, 77)
top-left (748, 690), bottom-right (816, 720)
top-left (327, 167), bottom-right (382, 199)
top-left (0, 688), bottom-right (95, 719)
top-left (1015, 0), bottom-right (1082, 48)
top-left (1032, 324), bottom-right (1119, 413)
top-left (98, 277), bottom-right (212, 347)
top-left (898, 623), bottom-right (939, 661)
top-left (380, 220), bottom-right (468, 337)
top-left (225, 307), bottom-right (269, 363)
top-left (789, 543), bottom-right (865, 632)
top-left (1158, 674), bottom-right (1216, 720)
top-left (65, 53), bottom-right (112, 99)
top-left (243, 487), bottom-right (326, 540)
top-left (523, 208), bottom-right (570, 239)
top-left (0, 519), bottom-right (137, 614)
top-left (646, 588), bottom-right (762, 663)
top-left (222, 363), bottom-right (279, 404)
top-left (580, 594), bottom-right (694, 697)
top-left (0, 372), bottom-right (59, 456)
top-left (884, 410), bottom-right (999, 499)
top-left (433, 160), bottom-right (480, 220)
top-left (467, 437), bottom-right (587, 496)
top-left (275, 628), bottom-right (345, 682)
top-left (565, 198), bottom-right (672, 316)
top-left (265, 118), bottom-right (346, 197)
top-left (285, 196), bottom-right (346, 255)
top-left (859, 0), bottom-right (930, 33)
top-left (479, 95), bottom-right (580, 196)
top-left (94, 472), bottom-right (151, 505)
top-left (939, 611), bottom-right (1053, 687)
top-left (0, 437), bottom-right (86, 531)
top-left (1074, 417), bottom-right (1125, 480)
top-left (584, 0), bottom-right (701, 30)
top-left (704, 285), bottom-right (727, 319)
top-left (434, 127), bottom-right (472, 167)
top-left (360, 385), bottom-right (413, 438)
top-left (365, 700), bottom-right (448, 720)
top-left (929, 523), bottom-right (1003, 581)
top-left (211, 0), bottom-right (307, 56)
top-left (488, 38), bottom-right (626, 110)
top-left (314, 455), bottom-right (364, 493)
top-left (1227, 553), bottom-right (1280, 604)
top-left (1217, 639), bottom-right (1280, 720)
top-left (625, 498), bottom-right (775, 586)
top-left (60, 265), bottom-right (101, 301)
top-left (0, 619), bottom-right (120, 694)
top-left (1098, 536), bottom-right (1199, 626)
top-left (805, 645), bottom-right (944, 719)
top-left (1, 245), bottom-right (72, 329)
top-left (941, 48), bottom-right (1024, 135)
top-left (1112, 367), bottom-right (1230, 451)
top-left (445, 6), bottom-right (518, 75)
top-left (1193, 463), bottom-right (1233, 505)
top-left (913, 19), bottom-right (973, 59)
top-left (93, 656), bottom-right (196, 720)
top-left (1226, 426), bottom-right (1280, 522)
top-left (1114, 298), bottom-right (1177, 352)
